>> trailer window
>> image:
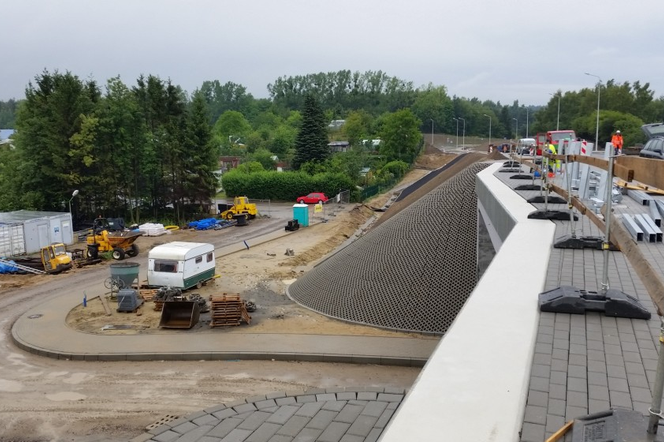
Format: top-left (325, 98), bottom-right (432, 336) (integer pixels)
top-left (195, 256), bottom-right (202, 264)
top-left (154, 260), bottom-right (178, 273)
top-left (207, 253), bottom-right (213, 262)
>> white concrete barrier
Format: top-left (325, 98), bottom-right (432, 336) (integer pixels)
top-left (381, 163), bottom-right (556, 442)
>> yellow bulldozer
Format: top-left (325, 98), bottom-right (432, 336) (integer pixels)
top-left (219, 196), bottom-right (258, 220)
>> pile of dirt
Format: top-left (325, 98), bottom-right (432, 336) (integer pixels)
top-left (414, 152), bottom-right (457, 170)
top-left (487, 149), bottom-right (508, 160)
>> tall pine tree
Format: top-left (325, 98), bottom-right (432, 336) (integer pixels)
top-left (293, 94), bottom-right (329, 170)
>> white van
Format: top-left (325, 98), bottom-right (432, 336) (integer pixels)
top-left (147, 242), bottom-right (215, 289)
top-left (517, 138), bottom-right (536, 154)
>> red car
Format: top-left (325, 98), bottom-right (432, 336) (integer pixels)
top-left (297, 192), bottom-right (328, 204)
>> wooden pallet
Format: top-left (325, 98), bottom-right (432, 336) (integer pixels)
top-left (209, 293), bottom-right (251, 327)
top-left (140, 289), bottom-right (159, 301)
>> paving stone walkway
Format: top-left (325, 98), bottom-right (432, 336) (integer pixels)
top-left (131, 388), bottom-right (405, 442)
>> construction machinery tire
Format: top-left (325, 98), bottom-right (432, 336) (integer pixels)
top-left (226, 212), bottom-right (234, 220)
top-left (248, 214), bottom-right (256, 219)
top-left (86, 245), bottom-right (99, 259)
top-left (127, 243), bottom-right (139, 257)
top-left (112, 247), bottom-right (126, 260)
top-left (164, 225), bottom-right (179, 231)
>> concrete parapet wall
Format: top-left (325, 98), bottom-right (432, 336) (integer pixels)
top-left (381, 163), bottom-right (556, 442)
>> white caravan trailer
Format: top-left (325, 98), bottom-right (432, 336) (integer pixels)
top-left (147, 242), bottom-right (215, 289)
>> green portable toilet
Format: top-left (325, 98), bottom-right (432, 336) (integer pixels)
top-left (293, 204), bottom-right (309, 227)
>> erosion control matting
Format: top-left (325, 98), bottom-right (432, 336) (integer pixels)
top-left (288, 162), bottom-right (490, 334)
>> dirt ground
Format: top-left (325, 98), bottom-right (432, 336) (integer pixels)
top-left (4, 148), bottom-right (458, 340)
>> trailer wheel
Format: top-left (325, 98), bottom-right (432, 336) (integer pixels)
top-left (86, 247), bottom-right (98, 259)
top-left (112, 247), bottom-right (125, 260)
top-left (127, 243), bottom-right (139, 257)
top-left (196, 281), bottom-right (203, 289)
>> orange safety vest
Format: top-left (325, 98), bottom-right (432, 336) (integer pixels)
top-left (611, 134), bottom-right (623, 149)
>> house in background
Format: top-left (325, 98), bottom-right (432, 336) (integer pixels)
top-left (328, 141), bottom-right (350, 153)
top-left (0, 129), bottom-right (15, 148)
top-left (328, 120), bottom-right (345, 131)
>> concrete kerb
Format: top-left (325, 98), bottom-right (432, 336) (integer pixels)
top-left (10, 225), bottom-right (437, 365)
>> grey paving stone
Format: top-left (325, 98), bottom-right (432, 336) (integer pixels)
top-left (266, 392), bottom-right (287, 400)
top-left (376, 393), bottom-right (403, 402)
top-left (549, 384), bottom-right (567, 400)
top-left (625, 361), bottom-right (646, 376)
top-left (567, 377), bottom-right (588, 393)
top-left (335, 392), bottom-right (356, 401)
top-left (130, 433), bottom-right (153, 442)
top-left (588, 385), bottom-right (609, 401)
top-left (538, 333), bottom-right (554, 344)
top-left (609, 378), bottom-right (629, 393)
top-left (205, 404), bottom-right (230, 414)
top-left (374, 407), bottom-right (396, 429)
top-left (359, 401), bottom-right (387, 418)
top-left (317, 421), bottom-right (350, 442)
top-left (553, 339), bottom-right (570, 351)
top-left (149, 424), bottom-right (175, 436)
top-left (524, 405), bottom-right (547, 425)
top-left (292, 426), bottom-right (323, 442)
top-left (339, 435), bottom-right (363, 442)
top-left (588, 359), bottom-right (607, 373)
top-left (347, 415), bottom-right (378, 437)
top-left (588, 399), bottom-right (610, 414)
top-left (213, 409), bottom-right (239, 420)
top-left (364, 428), bottom-right (382, 442)
top-left (566, 405), bottom-right (587, 421)
top-left (275, 397), bottom-right (297, 406)
top-left (154, 431), bottom-right (179, 442)
top-left (233, 403), bottom-right (258, 414)
top-left (587, 371), bottom-right (608, 387)
top-left (315, 394), bottom-right (337, 403)
top-left (295, 395), bottom-right (316, 404)
top-left (545, 414), bottom-right (566, 434)
top-left (520, 422), bottom-right (545, 442)
top-left (551, 348), bottom-right (569, 361)
top-left (335, 404), bottom-right (364, 424)
top-left (607, 364), bottom-right (627, 379)
top-left (548, 399), bottom-right (566, 417)
top-left (529, 376), bottom-right (549, 392)
top-left (267, 436), bottom-right (292, 442)
top-left (568, 365), bottom-right (587, 379)
top-left (221, 428), bottom-right (252, 442)
top-left (306, 410), bottom-right (337, 430)
top-left (277, 416), bottom-right (309, 437)
top-left (536, 342), bottom-right (554, 354)
top-left (255, 400), bottom-right (278, 410)
top-left (609, 391), bottom-right (632, 408)
top-left (587, 350), bottom-right (605, 362)
top-left (630, 386), bottom-right (652, 404)
top-left (172, 422), bottom-right (198, 435)
top-left (527, 390), bottom-right (548, 407)
top-left (238, 411), bottom-right (271, 431)
top-left (622, 351), bottom-right (642, 364)
top-left (267, 406), bottom-right (299, 425)
top-left (567, 391), bottom-right (587, 408)
top-left (568, 354), bottom-right (586, 366)
top-left (348, 401), bottom-right (368, 407)
top-left (632, 401), bottom-right (652, 416)
top-left (322, 401), bottom-right (346, 412)
top-left (356, 392), bottom-right (378, 401)
top-left (605, 353), bottom-right (625, 366)
top-left (208, 418), bottom-right (243, 438)
top-left (550, 371), bottom-right (567, 386)
top-left (386, 402), bottom-right (398, 410)
top-left (175, 425), bottom-right (214, 442)
top-left (295, 402), bottom-right (324, 418)
top-left (605, 344), bottom-right (622, 355)
top-left (551, 359), bottom-right (568, 372)
top-left (627, 373), bottom-right (650, 389)
top-left (194, 415), bottom-right (220, 427)
top-left (247, 423), bottom-right (281, 442)
top-left (531, 364), bottom-right (551, 379)
top-left (198, 437), bottom-right (222, 442)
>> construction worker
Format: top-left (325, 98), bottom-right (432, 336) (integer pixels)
top-left (611, 130), bottom-right (624, 155)
top-left (547, 143), bottom-right (558, 176)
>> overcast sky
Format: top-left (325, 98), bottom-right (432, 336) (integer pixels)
top-left (3, 0), bottom-right (663, 108)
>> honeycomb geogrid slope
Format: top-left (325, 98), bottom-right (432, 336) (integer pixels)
top-left (288, 162), bottom-right (490, 334)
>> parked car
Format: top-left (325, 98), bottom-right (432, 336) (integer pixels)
top-left (297, 192), bottom-right (328, 204)
top-left (639, 122), bottom-right (664, 160)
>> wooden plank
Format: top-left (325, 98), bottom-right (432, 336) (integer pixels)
top-left (615, 156), bottom-right (664, 190)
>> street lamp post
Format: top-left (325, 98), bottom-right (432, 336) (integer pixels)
top-left (453, 118), bottom-right (459, 149)
top-left (550, 92), bottom-right (561, 130)
top-left (69, 189), bottom-right (79, 218)
top-left (430, 119), bottom-right (434, 146)
top-left (526, 108), bottom-right (529, 138)
top-left (483, 114), bottom-right (492, 147)
top-left (585, 72), bottom-right (602, 152)
top-left (459, 117), bottom-right (466, 149)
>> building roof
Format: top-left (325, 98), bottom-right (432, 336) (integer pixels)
top-left (0, 210), bottom-right (69, 223)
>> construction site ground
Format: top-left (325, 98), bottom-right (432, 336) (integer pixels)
top-left (0, 143), bottom-right (487, 441)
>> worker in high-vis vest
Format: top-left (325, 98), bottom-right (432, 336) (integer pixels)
top-left (547, 143), bottom-right (559, 175)
top-left (611, 130), bottom-right (624, 155)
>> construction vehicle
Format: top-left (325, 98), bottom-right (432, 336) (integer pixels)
top-left (1, 243), bottom-right (73, 274)
top-left (218, 196), bottom-right (258, 220)
top-left (86, 218), bottom-right (141, 260)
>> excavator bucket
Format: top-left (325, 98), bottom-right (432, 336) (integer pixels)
top-left (159, 301), bottom-right (200, 329)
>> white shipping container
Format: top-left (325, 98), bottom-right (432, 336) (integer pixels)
top-left (0, 223), bottom-right (26, 257)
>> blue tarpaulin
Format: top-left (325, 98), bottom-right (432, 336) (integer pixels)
top-left (0, 260), bottom-right (19, 274)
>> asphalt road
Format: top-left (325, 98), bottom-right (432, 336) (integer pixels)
top-left (0, 202), bottom-right (420, 441)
